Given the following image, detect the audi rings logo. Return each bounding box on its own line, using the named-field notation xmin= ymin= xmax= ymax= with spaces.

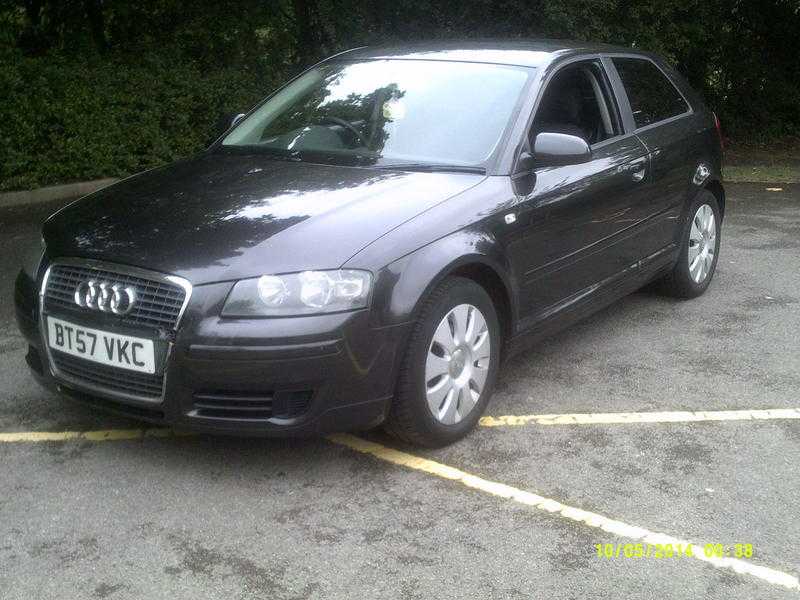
xmin=74 ymin=280 xmax=137 ymax=315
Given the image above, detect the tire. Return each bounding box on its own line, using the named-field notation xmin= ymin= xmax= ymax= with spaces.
xmin=659 ymin=190 xmax=721 ymax=299
xmin=385 ymin=277 xmax=501 ymax=447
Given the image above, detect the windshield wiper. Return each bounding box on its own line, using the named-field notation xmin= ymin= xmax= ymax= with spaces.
xmin=373 ymin=163 xmax=485 ymax=174
xmin=216 ymin=145 xmax=302 ymax=162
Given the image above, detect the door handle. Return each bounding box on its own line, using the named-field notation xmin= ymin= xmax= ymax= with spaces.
xmin=618 ymin=158 xmax=647 ymax=182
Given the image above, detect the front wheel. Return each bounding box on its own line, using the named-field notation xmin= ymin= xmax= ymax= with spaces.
xmin=659 ymin=190 xmax=721 ymax=299
xmin=385 ymin=277 xmax=501 ymax=447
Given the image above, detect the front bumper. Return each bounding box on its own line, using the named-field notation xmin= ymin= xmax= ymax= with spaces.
xmin=15 ymin=269 xmax=410 ymax=436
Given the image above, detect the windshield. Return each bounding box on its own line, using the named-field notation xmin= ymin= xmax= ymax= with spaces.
xmin=220 ymin=59 xmax=531 ymax=169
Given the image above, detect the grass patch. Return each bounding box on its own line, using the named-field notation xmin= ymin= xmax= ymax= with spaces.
xmin=724 ymin=165 xmax=799 ymax=184
xmin=724 ymin=137 xmax=800 ymax=183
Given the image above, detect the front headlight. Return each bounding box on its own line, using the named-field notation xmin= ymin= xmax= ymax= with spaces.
xmin=222 ymin=270 xmax=372 ymax=317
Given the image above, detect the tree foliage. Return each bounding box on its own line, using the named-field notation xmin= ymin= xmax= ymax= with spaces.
xmin=1 ymin=0 xmax=798 ymax=190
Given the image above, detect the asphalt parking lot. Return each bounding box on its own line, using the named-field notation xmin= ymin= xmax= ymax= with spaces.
xmin=1 ymin=183 xmax=799 ymax=599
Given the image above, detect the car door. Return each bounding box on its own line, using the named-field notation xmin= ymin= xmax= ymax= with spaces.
xmin=608 ymin=56 xmax=694 ymax=258
xmin=506 ymin=59 xmax=652 ymax=329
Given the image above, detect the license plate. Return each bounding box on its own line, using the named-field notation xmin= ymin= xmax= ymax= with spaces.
xmin=47 ymin=317 xmax=156 ymax=374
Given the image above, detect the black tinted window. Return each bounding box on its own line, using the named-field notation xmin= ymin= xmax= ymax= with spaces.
xmin=613 ymin=58 xmax=689 ymax=128
xmin=533 ymin=63 xmax=620 ymax=145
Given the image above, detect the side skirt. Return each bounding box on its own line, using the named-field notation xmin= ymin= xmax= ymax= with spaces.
xmin=505 ymin=244 xmax=679 ymax=359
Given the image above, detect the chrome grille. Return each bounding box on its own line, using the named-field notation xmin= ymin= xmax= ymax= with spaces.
xmin=40 ymin=259 xmax=191 ymax=403
xmin=44 ymin=263 xmax=187 ymax=330
xmin=52 ymin=351 xmax=164 ymax=399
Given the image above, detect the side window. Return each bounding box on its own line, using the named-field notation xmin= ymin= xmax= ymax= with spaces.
xmin=532 ymin=62 xmax=621 ymax=146
xmin=612 ymin=58 xmax=689 ymax=128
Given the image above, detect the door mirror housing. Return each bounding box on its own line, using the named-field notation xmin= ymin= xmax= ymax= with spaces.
xmin=533 ymin=132 xmax=591 ymax=166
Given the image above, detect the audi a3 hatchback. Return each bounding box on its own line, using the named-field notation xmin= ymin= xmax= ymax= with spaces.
xmin=15 ymin=41 xmax=724 ymax=446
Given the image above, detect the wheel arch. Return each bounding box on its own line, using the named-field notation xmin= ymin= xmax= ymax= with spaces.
xmin=689 ymin=161 xmax=725 ymax=221
xmin=412 ymin=253 xmax=516 ymax=346
xmin=704 ymin=178 xmax=726 ymax=220
xmin=374 ymin=232 xmax=518 ymax=346
xmin=445 ymin=261 xmax=514 ymax=344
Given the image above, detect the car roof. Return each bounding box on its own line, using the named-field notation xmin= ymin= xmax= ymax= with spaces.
xmin=334 ymin=39 xmax=643 ymax=69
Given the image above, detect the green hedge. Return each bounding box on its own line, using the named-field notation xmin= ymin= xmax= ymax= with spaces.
xmin=0 ymin=52 xmax=271 ymax=191
xmin=2 ymin=0 xmax=799 ymax=191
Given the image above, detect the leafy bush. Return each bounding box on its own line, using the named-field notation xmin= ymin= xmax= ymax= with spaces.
xmin=0 ymin=52 xmax=272 ymax=190
xmin=1 ymin=0 xmax=799 ymax=190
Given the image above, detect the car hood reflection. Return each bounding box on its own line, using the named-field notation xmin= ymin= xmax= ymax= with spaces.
xmin=43 ymin=153 xmax=484 ymax=284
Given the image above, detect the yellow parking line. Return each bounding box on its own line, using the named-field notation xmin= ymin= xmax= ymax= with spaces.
xmin=4 ymin=426 xmax=799 ymax=590
xmin=328 ymin=433 xmax=800 ymax=592
xmin=0 ymin=428 xmax=192 ymax=443
xmin=479 ymin=408 xmax=800 ymax=427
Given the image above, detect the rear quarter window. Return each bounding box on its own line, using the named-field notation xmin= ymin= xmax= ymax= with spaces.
xmin=612 ymin=58 xmax=690 ymax=128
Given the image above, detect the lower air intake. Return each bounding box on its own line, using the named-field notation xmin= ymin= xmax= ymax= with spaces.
xmin=191 ymin=390 xmax=313 ymax=421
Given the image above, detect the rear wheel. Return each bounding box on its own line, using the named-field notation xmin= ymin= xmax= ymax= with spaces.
xmin=386 ymin=277 xmax=501 ymax=447
xmin=659 ymin=190 xmax=721 ymax=298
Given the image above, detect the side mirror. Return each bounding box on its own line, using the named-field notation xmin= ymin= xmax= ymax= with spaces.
xmin=533 ymin=132 xmax=591 ymax=166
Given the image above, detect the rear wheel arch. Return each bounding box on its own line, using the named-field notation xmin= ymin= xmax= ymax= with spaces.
xmin=659 ymin=188 xmax=721 ymax=298
xmin=687 ymin=159 xmax=724 ymax=222
xmin=704 ymin=179 xmax=726 ymax=220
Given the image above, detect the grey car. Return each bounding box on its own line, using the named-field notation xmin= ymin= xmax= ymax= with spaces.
xmin=15 ymin=40 xmax=724 ymax=446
